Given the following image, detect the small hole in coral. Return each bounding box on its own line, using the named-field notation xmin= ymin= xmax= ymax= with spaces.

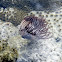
xmin=42 ymin=15 xmax=44 ymax=17
xmin=55 ymin=12 xmax=58 ymax=14
xmin=48 ymin=20 xmax=50 ymax=21
xmin=58 ymin=25 xmax=60 ymax=27
xmin=46 ymin=15 xmax=48 ymax=17
xmin=50 ymin=14 xmax=53 ymax=17
xmin=54 ymin=19 xmax=56 ymax=21
xmin=61 ymin=21 xmax=62 ymax=23
xmin=60 ymin=14 xmax=62 ymax=17
xmin=54 ymin=15 xmax=58 ymax=17
xmin=30 ymin=13 xmax=33 ymax=15
xmin=10 ymin=31 xmax=12 ymax=32
xmin=36 ymin=12 xmax=39 ymax=14
xmin=40 ymin=12 xmax=42 ymax=14
xmin=50 ymin=26 xmax=53 ymax=28
xmin=39 ymin=14 xmax=41 ymax=17
xmin=59 ymin=18 xmax=61 ymax=20
xmin=58 ymin=29 xmax=61 ymax=32
xmin=54 ymin=22 xmax=56 ymax=25
xmin=47 ymin=12 xmax=49 ymax=14
xmin=56 ymin=20 xmax=59 ymax=22
xmin=55 ymin=37 xmax=61 ymax=42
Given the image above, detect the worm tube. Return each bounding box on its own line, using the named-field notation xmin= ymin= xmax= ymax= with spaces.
xmin=19 ymin=16 xmax=52 ymax=40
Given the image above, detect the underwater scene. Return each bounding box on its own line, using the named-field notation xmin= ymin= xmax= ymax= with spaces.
xmin=0 ymin=0 xmax=62 ymax=62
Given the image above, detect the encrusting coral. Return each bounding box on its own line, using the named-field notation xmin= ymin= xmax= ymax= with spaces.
xmin=8 ymin=35 xmax=29 ymax=50
xmin=25 ymin=7 xmax=62 ymax=39
xmin=0 ymin=20 xmax=19 ymax=41
xmin=0 ymin=18 xmax=30 ymax=62
xmin=17 ymin=7 xmax=62 ymax=62
xmin=0 ymin=6 xmax=62 ymax=62
xmin=7 ymin=35 xmax=30 ymax=61
xmin=0 ymin=40 xmax=18 ymax=62
xmin=0 ymin=8 xmax=28 ymax=26
xmin=0 ymin=34 xmax=29 ymax=62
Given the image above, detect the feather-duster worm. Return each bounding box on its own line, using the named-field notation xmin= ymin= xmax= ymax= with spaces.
xmin=19 ymin=16 xmax=52 ymax=39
